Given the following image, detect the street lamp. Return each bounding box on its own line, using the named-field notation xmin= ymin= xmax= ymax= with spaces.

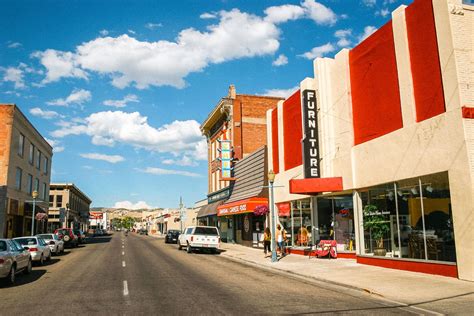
xmin=179 ymin=197 xmax=184 ymax=233
xmin=268 ymin=170 xmax=278 ymax=263
xmin=31 ymin=190 xmax=38 ymax=236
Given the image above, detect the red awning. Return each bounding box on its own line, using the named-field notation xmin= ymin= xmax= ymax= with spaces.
xmin=217 ymin=197 xmax=268 ymax=217
xmin=289 ymin=177 xmax=343 ymax=194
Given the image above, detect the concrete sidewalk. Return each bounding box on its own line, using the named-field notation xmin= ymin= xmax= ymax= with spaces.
xmin=219 ymin=242 xmax=474 ymax=312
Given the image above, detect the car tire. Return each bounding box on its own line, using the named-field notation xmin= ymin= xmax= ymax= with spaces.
xmin=39 ymin=255 xmax=44 ymax=266
xmin=177 ymin=241 xmax=182 ymax=250
xmin=47 ymin=252 xmax=52 ymax=261
xmin=7 ymin=264 xmax=16 ymax=285
xmin=186 ymin=243 xmax=192 ymax=254
xmin=63 ymin=235 xmax=70 ymax=242
xmin=24 ymin=259 xmax=32 ymax=275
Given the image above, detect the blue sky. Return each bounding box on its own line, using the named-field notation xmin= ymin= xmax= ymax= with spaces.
xmin=0 ymin=0 xmax=410 ymax=209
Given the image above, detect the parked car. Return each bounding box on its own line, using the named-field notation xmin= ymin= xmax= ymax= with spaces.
xmin=165 ymin=230 xmax=180 ymax=244
xmin=13 ymin=236 xmax=51 ymax=265
xmin=73 ymin=230 xmax=86 ymax=244
xmin=138 ymin=228 xmax=148 ymax=235
xmin=94 ymin=229 xmax=104 ymax=236
xmin=36 ymin=234 xmax=64 ymax=255
xmin=0 ymin=239 xmax=32 ymax=285
xmin=54 ymin=228 xmax=79 ymax=248
xmin=178 ymin=226 xmax=220 ymax=254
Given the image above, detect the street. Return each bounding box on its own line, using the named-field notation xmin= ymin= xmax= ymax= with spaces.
xmin=0 ymin=233 xmax=444 ymax=315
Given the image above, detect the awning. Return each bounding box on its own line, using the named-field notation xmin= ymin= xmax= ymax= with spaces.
xmin=197 ymin=201 xmax=223 ymax=218
xmin=217 ymin=197 xmax=268 ymax=217
xmin=289 ymin=177 xmax=343 ymax=194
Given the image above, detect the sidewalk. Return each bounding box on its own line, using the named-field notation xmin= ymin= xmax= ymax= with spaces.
xmin=219 ymin=242 xmax=474 ymax=310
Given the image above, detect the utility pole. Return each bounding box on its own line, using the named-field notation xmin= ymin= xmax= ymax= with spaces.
xmin=179 ymin=196 xmax=184 ymax=233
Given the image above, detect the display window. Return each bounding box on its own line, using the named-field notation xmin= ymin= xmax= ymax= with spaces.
xmin=278 ymin=198 xmax=312 ymax=247
xmin=359 ymin=172 xmax=456 ymax=262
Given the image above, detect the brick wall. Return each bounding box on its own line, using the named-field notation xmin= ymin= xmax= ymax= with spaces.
xmin=0 ymin=105 xmax=14 ymax=185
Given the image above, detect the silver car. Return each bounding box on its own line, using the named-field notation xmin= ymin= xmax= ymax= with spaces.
xmin=13 ymin=236 xmax=51 ymax=265
xmin=36 ymin=234 xmax=64 ymax=255
xmin=0 ymin=239 xmax=32 ymax=285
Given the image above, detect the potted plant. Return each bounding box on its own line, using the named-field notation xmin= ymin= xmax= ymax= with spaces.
xmin=363 ymin=204 xmax=390 ymax=256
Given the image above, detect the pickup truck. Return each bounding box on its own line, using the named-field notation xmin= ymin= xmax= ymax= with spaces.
xmin=178 ymin=226 xmax=220 ymax=254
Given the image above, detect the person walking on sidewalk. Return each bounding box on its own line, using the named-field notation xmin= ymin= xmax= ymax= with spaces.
xmin=276 ymin=224 xmax=283 ymax=256
xmin=263 ymin=227 xmax=271 ymax=257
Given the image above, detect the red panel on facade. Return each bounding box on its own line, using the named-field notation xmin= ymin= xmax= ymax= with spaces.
xmin=289 ymin=177 xmax=343 ymax=194
xmin=462 ymin=106 xmax=474 ymax=119
xmin=357 ymin=256 xmax=458 ymax=278
xmin=406 ymin=0 xmax=446 ymax=122
xmin=349 ymin=22 xmax=403 ymax=145
xmin=283 ymin=90 xmax=302 ymax=170
xmin=271 ymin=109 xmax=279 ymax=174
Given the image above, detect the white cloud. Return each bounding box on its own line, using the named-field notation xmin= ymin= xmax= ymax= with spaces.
xmin=31 ymin=49 xmax=88 ymax=84
xmin=44 ymin=138 xmax=65 ymax=153
xmin=113 ymin=200 xmax=152 ymax=210
xmin=34 ymin=9 xmax=280 ymax=89
xmin=262 ymin=86 xmax=298 ymax=98
xmin=162 ymin=155 xmax=198 ymax=167
xmin=29 ymin=107 xmax=61 ymax=119
xmin=47 ymin=88 xmax=91 ymax=106
xmin=272 ymin=54 xmax=288 ymax=66
xmin=8 ymin=42 xmax=22 ymax=49
xmin=376 ymin=8 xmax=390 ymax=17
xmin=358 ymin=25 xmax=377 ymax=42
xmin=301 ymin=0 xmax=337 ymax=26
xmin=362 ymin=0 xmax=377 ymax=7
xmin=103 ymin=94 xmax=139 ymax=108
xmin=2 ymin=66 xmax=26 ymax=89
xmin=335 ymin=29 xmax=352 ymax=47
xmin=200 ymin=12 xmax=217 ymax=19
xmin=99 ymin=29 xmax=109 ymax=36
xmin=140 ymin=167 xmax=201 ymax=177
xmin=128 ymin=29 xmax=136 ymax=35
xmin=80 ymin=152 xmax=125 ymax=163
xmin=145 ymin=22 xmax=162 ymax=30
xmin=51 ymin=111 xmax=207 ymax=160
xmin=264 ymin=4 xmax=305 ymax=24
xmin=300 ymin=42 xmax=335 ymax=59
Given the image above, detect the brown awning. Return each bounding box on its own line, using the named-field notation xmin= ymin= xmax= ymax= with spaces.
xmin=197 ymin=201 xmax=223 ymax=218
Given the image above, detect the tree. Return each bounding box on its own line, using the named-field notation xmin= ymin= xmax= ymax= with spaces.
xmin=121 ymin=216 xmax=135 ymax=230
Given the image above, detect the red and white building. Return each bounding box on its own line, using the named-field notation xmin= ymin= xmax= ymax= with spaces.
xmin=267 ymin=0 xmax=473 ymax=281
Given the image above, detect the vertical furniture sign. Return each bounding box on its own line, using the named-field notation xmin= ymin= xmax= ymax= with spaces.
xmin=301 ymin=90 xmax=320 ymax=178
xmin=220 ymin=140 xmax=232 ymax=178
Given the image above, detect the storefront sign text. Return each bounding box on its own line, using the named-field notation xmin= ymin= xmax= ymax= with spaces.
xmin=301 ymin=89 xmax=320 ymax=178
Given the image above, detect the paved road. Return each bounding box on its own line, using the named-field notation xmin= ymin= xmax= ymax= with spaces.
xmin=1 ymin=233 xmax=440 ymax=315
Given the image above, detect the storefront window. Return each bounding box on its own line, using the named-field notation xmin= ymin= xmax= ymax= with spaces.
xmin=360 ymin=172 xmax=455 ymax=263
xmin=291 ymin=199 xmax=312 ymax=247
xmin=316 ymin=195 xmax=356 ymax=252
xmin=361 ymin=184 xmax=397 ymax=257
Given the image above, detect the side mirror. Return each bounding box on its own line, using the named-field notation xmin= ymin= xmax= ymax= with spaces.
xmin=23 ymin=246 xmax=29 ymax=251
xmin=49 ymin=241 xmax=55 ymax=245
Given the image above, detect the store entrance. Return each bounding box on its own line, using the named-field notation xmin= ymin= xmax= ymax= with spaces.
xmin=316 ymin=195 xmax=356 ymax=252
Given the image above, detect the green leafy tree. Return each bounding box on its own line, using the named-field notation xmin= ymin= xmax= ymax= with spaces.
xmin=121 ymin=216 xmax=135 ymax=230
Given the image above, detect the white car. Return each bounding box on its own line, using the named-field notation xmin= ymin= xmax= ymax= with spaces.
xmin=0 ymin=239 xmax=32 ymax=285
xmin=36 ymin=234 xmax=64 ymax=255
xmin=13 ymin=236 xmax=51 ymax=265
xmin=178 ymin=226 xmax=220 ymax=254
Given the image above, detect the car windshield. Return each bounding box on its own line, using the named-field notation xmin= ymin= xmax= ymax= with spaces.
xmin=15 ymin=238 xmax=38 ymax=245
xmin=0 ymin=240 xmax=6 ymax=251
xmin=38 ymin=234 xmax=53 ymax=240
xmin=194 ymin=227 xmax=218 ymax=235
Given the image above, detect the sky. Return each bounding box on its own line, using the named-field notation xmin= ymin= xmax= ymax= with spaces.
xmin=0 ymin=0 xmax=411 ymax=209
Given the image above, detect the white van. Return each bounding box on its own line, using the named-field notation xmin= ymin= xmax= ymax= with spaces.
xmin=177 ymin=226 xmax=220 ymax=254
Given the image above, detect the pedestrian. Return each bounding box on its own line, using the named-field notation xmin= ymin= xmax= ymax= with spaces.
xmin=263 ymin=227 xmax=271 ymax=257
xmin=276 ymin=224 xmax=283 ymax=256
xmin=281 ymin=227 xmax=288 ymax=257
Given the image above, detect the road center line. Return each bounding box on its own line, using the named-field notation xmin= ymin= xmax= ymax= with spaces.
xmin=122 ymin=261 xmax=126 ymax=267
xmin=122 ymin=245 xmax=124 ymax=248
xmin=122 ymin=251 xmax=125 ymax=255
xmin=123 ymin=280 xmax=129 ymax=296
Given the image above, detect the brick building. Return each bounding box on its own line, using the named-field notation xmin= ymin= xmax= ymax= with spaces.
xmin=197 ymin=85 xmax=282 ymax=242
xmin=0 ymin=104 xmax=52 ymax=238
